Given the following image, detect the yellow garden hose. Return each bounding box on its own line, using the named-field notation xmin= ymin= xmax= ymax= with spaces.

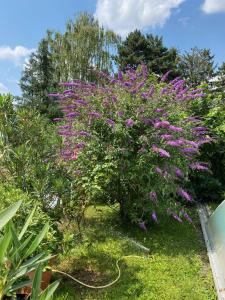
xmin=50 ymin=255 xmax=147 ymax=289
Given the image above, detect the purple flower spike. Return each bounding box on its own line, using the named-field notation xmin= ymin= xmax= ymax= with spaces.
xmin=151 ymin=211 xmax=158 ymax=223
xmin=106 ymin=118 xmax=115 ymax=126
xmin=78 ymin=131 xmax=91 ymax=137
xmin=175 ymin=167 xmax=184 ymax=178
xmin=155 ymin=108 xmax=164 ymax=113
xmin=66 ymin=112 xmax=80 ymax=118
xmin=88 ymin=112 xmax=102 ymax=119
xmin=166 ymin=140 xmax=184 ymax=147
xmin=112 ymin=96 xmax=117 ymax=104
xmin=155 ymin=167 xmax=163 ymax=175
xmin=183 ymin=211 xmax=193 ymax=223
xmin=152 ymin=145 xmax=170 ymax=158
xmin=161 ymin=70 xmax=171 ymax=82
xmin=126 ymin=118 xmax=135 ymax=127
xmin=141 ymin=92 xmax=149 ymax=99
xmin=124 ymin=81 xmax=132 ymax=87
xmin=154 ymin=121 xmax=170 ymax=129
xmin=182 ymin=148 xmax=198 ymax=154
xmin=178 ymin=188 xmax=192 ymax=202
xmin=189 ymin=163 xmax=209 ymax=171
xmin=172 ymin=213 xmax=183 ymax=223
xmin=149 ymin=85 xmax=155 ymax=97
xmin=139 ymin=221 xmax=147 ymax=231
xmin=149 ymin=191 xmax=157 ymax=203
xmin=160 ymin=134 xmax=173 ymax=140
xmin=118 ymin=70 xmax=123 ymax=81
xmin=169 ymin=125 xmax=183 ymax=132
xmin=117 ymin=111 xmax=124 ymax=117
xmin=76 ymin=142 xmax=86 ymax=149
xmin=48 ymin=93 xmax=61 ymax=97
xmin=53 ymin=118 xmax=63 ymax=122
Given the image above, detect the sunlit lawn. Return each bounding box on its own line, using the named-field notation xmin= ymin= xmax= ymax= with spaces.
xmin=54 ymin=205 xmax=216 ymax=300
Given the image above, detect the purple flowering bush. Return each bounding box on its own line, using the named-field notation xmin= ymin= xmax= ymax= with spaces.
xmin=52 ymin=65 xmax=211 ymax=228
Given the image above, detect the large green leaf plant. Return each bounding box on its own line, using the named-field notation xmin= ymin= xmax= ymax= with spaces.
xmin=0 ymin=201 xmax=59 ymax=299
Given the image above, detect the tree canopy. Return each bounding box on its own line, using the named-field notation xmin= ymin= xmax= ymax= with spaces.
xmin=115 ymin=30 xmax=180 ymax=78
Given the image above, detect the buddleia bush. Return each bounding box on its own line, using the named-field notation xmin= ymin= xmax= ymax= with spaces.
xmin=51 ymin=66 xmax=212 ymax=229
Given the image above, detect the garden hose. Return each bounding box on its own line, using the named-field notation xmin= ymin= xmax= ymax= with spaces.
xmin=50 ymin=255 xmax=147 ymax=289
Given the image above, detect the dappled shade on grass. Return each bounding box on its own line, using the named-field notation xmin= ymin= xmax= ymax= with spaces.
xmin=54 ymin=205 xmax=216 ymax=300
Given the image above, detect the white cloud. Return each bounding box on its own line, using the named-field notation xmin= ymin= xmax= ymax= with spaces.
xmin=178 ymin=16 xmax=190 ymax=26
xmin=202 ymin=0 xmax=225 ymax=14
xmin=95 ymin=0 xmax=185 ymax=37
xmin=0 ymin=46 xmax=35 ymax=65
xmin=0 ymin=82 xmax=9 ymax=94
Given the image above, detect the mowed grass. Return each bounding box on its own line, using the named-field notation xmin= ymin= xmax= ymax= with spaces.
xmin=54 ymin=205 xmax=216 ymax=300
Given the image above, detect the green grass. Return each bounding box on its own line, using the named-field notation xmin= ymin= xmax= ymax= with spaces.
xmin=54 ymin=205 xmax=216 ymax=300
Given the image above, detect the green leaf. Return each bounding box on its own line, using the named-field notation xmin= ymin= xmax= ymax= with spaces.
xmin=0 ymin=201 xmax=22 ymax=231
xmin=18 ymin=206 xmax=36 ymax=240
xmin=39 ymin=280 xmax=60 ymax=300
xmin=24 ymin=223 xmax=49 ymax=258
xmin=9 ymin=279 xmax=32 ymax=293
xmin=0 ymin=223 xmax=12 ymax=265
xmin=11 ymin=234 xmax=33 ymax=259
xmin=10 ymin=253 xmax=51 ymax=281
xmin=30 ymin=264 xmax=43 ymax=300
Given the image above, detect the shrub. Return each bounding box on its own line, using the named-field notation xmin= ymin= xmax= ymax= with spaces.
xmin=0 ymin=184 xmax=57 ymax=251
xmin=189 ymin=91 xmax=225 ymax=202
xmin=53 ymin=66 xmax=211 ymax=228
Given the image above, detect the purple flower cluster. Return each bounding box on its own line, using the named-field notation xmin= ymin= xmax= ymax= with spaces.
xmin=189 ymin=162 xmax=209 ymax=171
xmin=166 ymin=140 xmax=184 ymax=147
xmin=154 ymin=120 xmax=170 ymax=129
xmin=178 ymin=188 xmax=192 ymax=202
xmin=169 ymin=125 xmax=183 ymax=132
xmin=149 ymin=191 xmax=157 ymax=203
xmin=126 ymin=118 xmax=135 ymax=127
xmin=152 ymin=145 xmax=170 ymax=158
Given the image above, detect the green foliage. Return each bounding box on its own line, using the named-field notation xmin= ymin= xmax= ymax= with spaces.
xmin=47 ymin=13 xmax=120 ymax=83
xmin=188 ymin=88 xmax=225 ymax=202
xmin=179 ymin=47 xmax=215 ymax=85
xmin=0 ymin=184 xmax=57 ymax=251
xmin=0 ymin=202 xmax=59 ymax=299
xmin=116 ymin=30 xmax=180 ymax=78
xmin=20 ymin=38 xmax=59 ymax=117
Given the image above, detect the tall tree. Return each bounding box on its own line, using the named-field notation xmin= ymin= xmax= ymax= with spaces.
xmin=20 ymin=13 xmax=120 ymax=117
xmin=217 ymin=62 xmax=225 ymax=90
xmin=179 ymin=47 xmax=215 ymax=85
xmin=115 ymin=30 xmax=180 ymax=78
xmin=47 ymin=13 xmax=120 ymax=83
xmin=115 ymin=30 xmax=147 ymax=70
xmin=20 ymin=38 xmax=57 ymax=116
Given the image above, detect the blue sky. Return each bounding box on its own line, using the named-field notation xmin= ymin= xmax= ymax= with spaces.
xmin=0 ymin=0 xmax=225 ymax=95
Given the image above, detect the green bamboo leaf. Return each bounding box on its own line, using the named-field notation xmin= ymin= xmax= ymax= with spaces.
xmin=0 ymin=223 xmax=12 ymax=265
xmin=30 ymin=264 xmax=42 ymax=300
xmin=18 ymin=206 xmax=36 ymax=240
xmin=39 ymin=280 xmax=60 ymax=300
xmin=24 ymin=223 xmax=49 ymax=258
xmin=0 ymin=201 xmax=22 ymax=230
